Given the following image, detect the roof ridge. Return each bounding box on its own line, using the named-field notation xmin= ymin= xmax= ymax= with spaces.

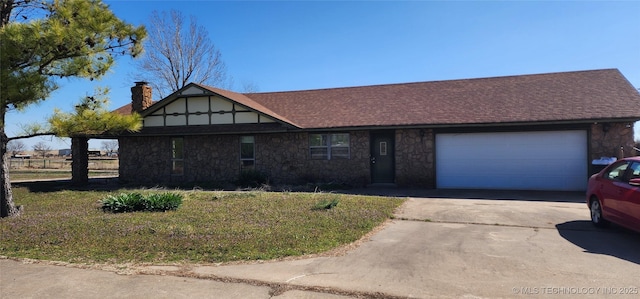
xmin=246 ymin=68 xmax=620 ymax=95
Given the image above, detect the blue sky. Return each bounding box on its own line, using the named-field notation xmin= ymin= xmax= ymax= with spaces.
xmin=6 ymin=0 xmax=640 ymax=150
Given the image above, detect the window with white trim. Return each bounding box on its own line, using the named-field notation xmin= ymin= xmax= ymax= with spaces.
xmin=309 ymin=133 xmax=350 ymax=160
xmin=240 ymin=136 xmax=255 ymax=168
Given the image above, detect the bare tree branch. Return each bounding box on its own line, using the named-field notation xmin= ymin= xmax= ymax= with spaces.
xmin=135 ymin=9 xmax=228 ymax=98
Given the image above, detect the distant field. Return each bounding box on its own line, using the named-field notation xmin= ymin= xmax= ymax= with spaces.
xmin=9 ymin=157 xmax=118 ymax=170
xmin=8 ymin=158 xmax=119 ymax=181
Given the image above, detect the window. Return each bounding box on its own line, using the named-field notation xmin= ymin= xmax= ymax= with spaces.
xmin=171 ymin=137 xmax=184 ymax=175
xmin=629 ymin=162 xmax=640 ymax=180
xmin=240 ymin=136 xmax=255 ymax=168
xmin=379 ymin=141 xmax=388 ymax=156
xmin=309 ymin=134 xmax=328 ymax=159
xmin=309 ymin=133 xmax=350 ymax=160
xmin=605 ymin=162 xmax=628 ymax=181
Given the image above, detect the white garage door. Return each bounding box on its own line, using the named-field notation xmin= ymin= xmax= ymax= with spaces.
xmin=436 ymin=131 xmax=587 ymax=191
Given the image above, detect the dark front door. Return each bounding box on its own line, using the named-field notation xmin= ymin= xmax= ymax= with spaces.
xmin=370 ymin=131 xmax=395 ymax=184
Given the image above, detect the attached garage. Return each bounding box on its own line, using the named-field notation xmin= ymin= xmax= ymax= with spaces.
xmin=436 ymin=130 xmax=588 ymax=191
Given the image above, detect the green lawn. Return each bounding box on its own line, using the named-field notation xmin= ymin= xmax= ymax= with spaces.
xmin=0 ymin=186 xmax=404 ymax=264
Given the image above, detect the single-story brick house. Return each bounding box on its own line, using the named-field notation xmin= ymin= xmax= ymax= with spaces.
xmin=113 ymin=69 xmax=640 ymax=191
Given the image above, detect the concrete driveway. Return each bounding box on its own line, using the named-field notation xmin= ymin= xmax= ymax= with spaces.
xmin=2 ymin=190 xmax=640 ymax=298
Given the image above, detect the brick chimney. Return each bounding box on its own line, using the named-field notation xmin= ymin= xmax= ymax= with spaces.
xmin=131 ymin=81 xmax=152 ymax=113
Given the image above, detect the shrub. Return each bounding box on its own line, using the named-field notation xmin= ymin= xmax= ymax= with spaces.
xmin=101 ymin=193 xmax=145 ymax=213
xmin=144 ymin=193 xmax=183 ymax=211
xmin=101 ymin=192 xmax=183 ymax=213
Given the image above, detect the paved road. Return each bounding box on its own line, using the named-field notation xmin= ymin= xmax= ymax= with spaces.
xmin=2 ymin=190 xmax=640 ymax=298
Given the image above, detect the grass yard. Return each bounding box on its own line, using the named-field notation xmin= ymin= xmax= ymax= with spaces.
xmin=0 ymin=186 xmax=404 ymax=264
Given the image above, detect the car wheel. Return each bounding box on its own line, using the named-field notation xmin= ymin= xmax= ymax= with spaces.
xmin=589 ymin=197 xmax=608 ymax=228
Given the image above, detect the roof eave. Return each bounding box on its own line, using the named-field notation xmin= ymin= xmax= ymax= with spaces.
xmin=298 ymin=118 xmax=640 ymax=132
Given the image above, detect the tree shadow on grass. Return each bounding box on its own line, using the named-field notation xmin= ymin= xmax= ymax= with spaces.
xmin=556 ymin=221 xmax=640 ymax=265
xmin=11 ymin=178 xmax=123 ymax=193
xmin=11 ymin=178 xmax=233 ymax=193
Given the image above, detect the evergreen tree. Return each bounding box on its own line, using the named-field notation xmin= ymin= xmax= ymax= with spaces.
xmin=48 ymin=88 xmax=142 ymax=186
xmin=1 ymin=0 xmax=146 ymax=217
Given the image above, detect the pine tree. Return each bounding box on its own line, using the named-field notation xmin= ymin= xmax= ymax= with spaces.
xmin=1 ymin=0 xmax=146 ymax=217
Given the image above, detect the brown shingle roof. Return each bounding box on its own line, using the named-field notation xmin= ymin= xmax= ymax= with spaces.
xmin=115 ymin=69 xmax=640 ymax=130
xmin=114 ymin=101 xmax=159 ymax=115
xmin=247 ymin=69 xmax=640 ymax=129
xmin=114 ymin=103 xmax=133 ymax=115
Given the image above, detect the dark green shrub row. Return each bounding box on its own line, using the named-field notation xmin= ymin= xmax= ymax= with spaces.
xmin=101 ymin=192 xmax=183 ymax=213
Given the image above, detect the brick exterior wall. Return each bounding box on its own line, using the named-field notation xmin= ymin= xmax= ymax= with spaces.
xmin=395 ymin=129 xmax=435 ymax=188
xmin=590 ymin=122 xmax=635 ymax=160
xmin=120 ymin=135 xmax=242 ymax=185
xmin=119 ymin=136 xmax=173 ymax=184
xmin=119 ymin=131 xmax=376 ymax=187
xmin=255 ymin=131 xmax=370 ymax=186
xmin=118 ymin=123 xmax=634 ymax=188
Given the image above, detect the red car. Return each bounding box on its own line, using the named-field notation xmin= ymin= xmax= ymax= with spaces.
xmin=586 ymin=156 xmax=640 ymax=233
